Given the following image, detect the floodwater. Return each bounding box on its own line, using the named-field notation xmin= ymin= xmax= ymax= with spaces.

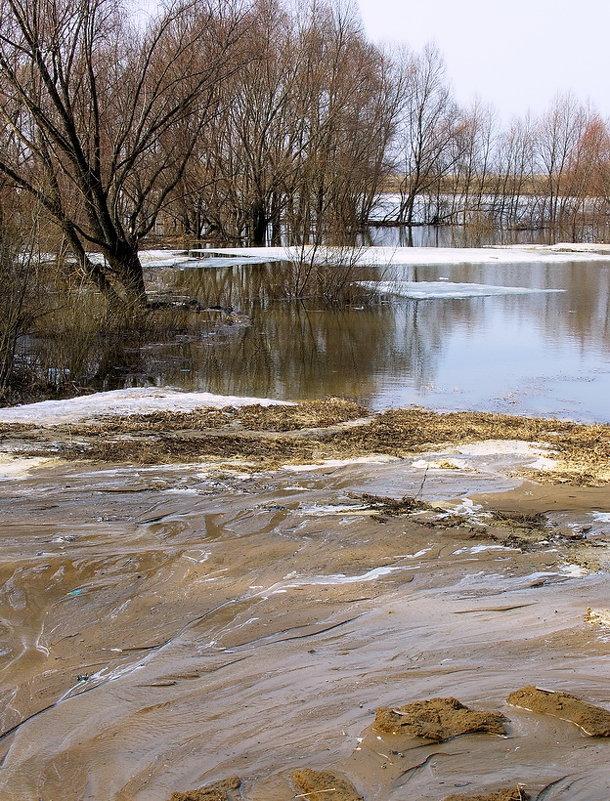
xmin=1 ymin=448 xmax=610 ymax=800
xmin=66 ymin=254 xmax=610 ymax=423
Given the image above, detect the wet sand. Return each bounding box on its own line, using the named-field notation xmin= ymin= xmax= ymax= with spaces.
xmin=1 ymin=404 xmax=610 ymax=800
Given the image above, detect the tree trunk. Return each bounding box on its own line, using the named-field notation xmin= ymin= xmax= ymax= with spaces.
xmin=104 ymin=243 xmax=148 ymax=309
xmin=251 ymin=202 xmax=268 ymax=246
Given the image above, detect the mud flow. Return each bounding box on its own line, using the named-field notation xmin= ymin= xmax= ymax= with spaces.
xmin=1 ymin=410 xmax=610 ymax=800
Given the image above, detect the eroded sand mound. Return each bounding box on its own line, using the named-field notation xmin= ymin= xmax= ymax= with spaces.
xmin=168 ymin=776 xmax=241 ymax=801
xmin=506 ymin=686 xmax=610 ymax=736
xmin=292 ymin=768 xmax=364 ymax=801
xmin=442 ymin=787 xmax=529 ymax=801
xmin=373 ymin=697 xmax=508 ymax=741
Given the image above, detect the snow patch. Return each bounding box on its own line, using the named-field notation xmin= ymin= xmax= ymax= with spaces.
xmin=283 ymin=455 xmax=399 ymax=472
xmin=275 ymin=565 xmax=404 ymax=588
xmin=0 ymin=455 xmax=56 ymax=479
xmin=454 ymin=440 xmax=550 ymax=458
xmin=199 ymin=244 xmax=610 ymax=266
xmin=0 ymin=387 xmax=291 ymax=425
xmin=560 ymin=564 xmax=590 ymax=577
xmin=453 ymin=544 xmax=518 ymax=554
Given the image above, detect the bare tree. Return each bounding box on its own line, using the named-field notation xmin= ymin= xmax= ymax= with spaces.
xmin=0 ymin=0 xmax=245 ymax=309
xmin=396 ymin=44 xmax=459 ymax=234
xmin=493 ymin=115 xmax=536 ymax=227
xmin=537 ymin=93 xmax=589 ymax=231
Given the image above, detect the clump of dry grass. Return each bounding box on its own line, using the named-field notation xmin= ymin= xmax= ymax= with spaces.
xmin=4 ymin=403 xmax=610 ymax=485
xmin=59 ymin=431 xmax=320 ymax=467
xmin=327 ymin=409 xmax=610 ymax=485
xmin=57 ymin=398 xmax=368 ymax=437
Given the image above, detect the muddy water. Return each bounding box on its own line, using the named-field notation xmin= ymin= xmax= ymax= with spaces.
xmin=1 ymin=453 xmax=610 ymax=800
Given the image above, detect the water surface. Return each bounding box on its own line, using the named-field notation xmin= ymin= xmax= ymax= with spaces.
xmin=150 ymin=258 xmax=610 ymax=421
xmin=26 ymin=255 xmax=610 ymax=422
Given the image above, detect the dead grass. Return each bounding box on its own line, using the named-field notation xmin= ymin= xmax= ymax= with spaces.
xmin=3 ymin=402 xmax=610 ymax=485
xmin=56 ymin=398 xmax=368 ymax=436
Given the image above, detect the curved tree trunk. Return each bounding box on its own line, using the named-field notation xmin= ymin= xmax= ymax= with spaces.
xmin=104 ymin=243 xmax=148 ymax=309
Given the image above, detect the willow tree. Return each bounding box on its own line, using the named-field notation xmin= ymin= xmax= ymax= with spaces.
xmin=0 ymin=0 xmax=245 ymax=309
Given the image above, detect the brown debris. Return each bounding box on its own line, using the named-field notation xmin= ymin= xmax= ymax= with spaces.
xmin=506 ymin=686 xmax=610 ymax=736
xmin=292 ymin=768 xmax=364 ymax=801
xmin=52 ymin=398 xmax=368 ymax=436
xmin=349 ymin=492 xmax=432 ymax=516
xmin=488 ymin=510 xmax=546 ymax=530
xmin=373 ymin=697 xmax=507 ymax=742
xmin=168 ymin=776 xmax=241 ymax=801
xmin=442 ymin=787 xmax=529 ymax=801
xmin=585 ymin=607 xmax=610 ymax=627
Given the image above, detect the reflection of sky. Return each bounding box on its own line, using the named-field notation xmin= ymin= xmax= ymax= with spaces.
xmin=41 ymin=257 xmax=610 ymax=423
xmin=172 ymin=258 xmax=610 ymax=421
xmin=368 ymin=268 xmax=610 ymax=421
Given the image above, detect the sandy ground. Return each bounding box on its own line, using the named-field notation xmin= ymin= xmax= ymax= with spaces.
xmin=0 ymin=399 xmax=610 ymax=800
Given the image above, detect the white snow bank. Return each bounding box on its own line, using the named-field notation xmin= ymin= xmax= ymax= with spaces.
xmin=454 ymin=440 xmax=549 ymax=457
xmin=496 ymin=242 xmax=610 ymax=255
xmin=0 ymin=387 xmax=290 ymax=425
xmin=453 ymin=440 xmax=557 ymax=471
xmin=283 ymin=455 xmax=399 ymax=472
xmin=88 ymin=249 xmax=279 ymax=270
xmin=356 ymin=280 xmax=563 ymax=300
xmin=0 ymin=455 xmax=57 ymax=479
xmin=79 ymin=244 xmax=610 ymax=273
xmin=201 ymin=244 xmax=610 ymax=266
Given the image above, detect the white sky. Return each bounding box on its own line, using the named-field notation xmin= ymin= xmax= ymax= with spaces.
xmin=356 ymin=0 xmax=610 ymax=122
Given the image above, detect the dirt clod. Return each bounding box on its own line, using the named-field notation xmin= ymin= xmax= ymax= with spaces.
xmin=168 ymin=776 xmax=241 ymax=801
xmin=506 ymin=686 xmax=610 ymax=736
xmin=374 ymin=697 xmax=508 ymax=741
xmin=292 ymin=768 xmax=364 ymax=801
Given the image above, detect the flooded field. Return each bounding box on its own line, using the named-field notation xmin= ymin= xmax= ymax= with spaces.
xmin=1 ymin=395 xmax=610 ymax=800
xmin=3 ymin=245 xmax=610 ymax=800
xmin=24 ymin=245 xmax=610 ymax=422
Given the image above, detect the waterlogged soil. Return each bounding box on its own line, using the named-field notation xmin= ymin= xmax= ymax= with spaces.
xmin=1 ymin=404 xmax=610 ymax=800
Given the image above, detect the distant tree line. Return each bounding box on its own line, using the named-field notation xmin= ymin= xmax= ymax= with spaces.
xmin=1 ymin=0 xmax=610 ymax=310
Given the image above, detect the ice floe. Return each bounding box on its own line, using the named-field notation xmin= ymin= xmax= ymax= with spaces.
xmin=356 ymin=280 xmax=564 ymax=300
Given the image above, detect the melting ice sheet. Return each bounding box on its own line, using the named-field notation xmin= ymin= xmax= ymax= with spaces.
xmin=199 ymin=244 xmax=610 ymax=265
xmin=356 ymin=280 xmax=565 ymax=300
xmin=0 ymin=387 xmax=290 ymax=425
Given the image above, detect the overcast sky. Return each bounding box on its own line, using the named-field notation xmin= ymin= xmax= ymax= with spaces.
xmin=356 ymin=0 xmax=610 ymax=121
